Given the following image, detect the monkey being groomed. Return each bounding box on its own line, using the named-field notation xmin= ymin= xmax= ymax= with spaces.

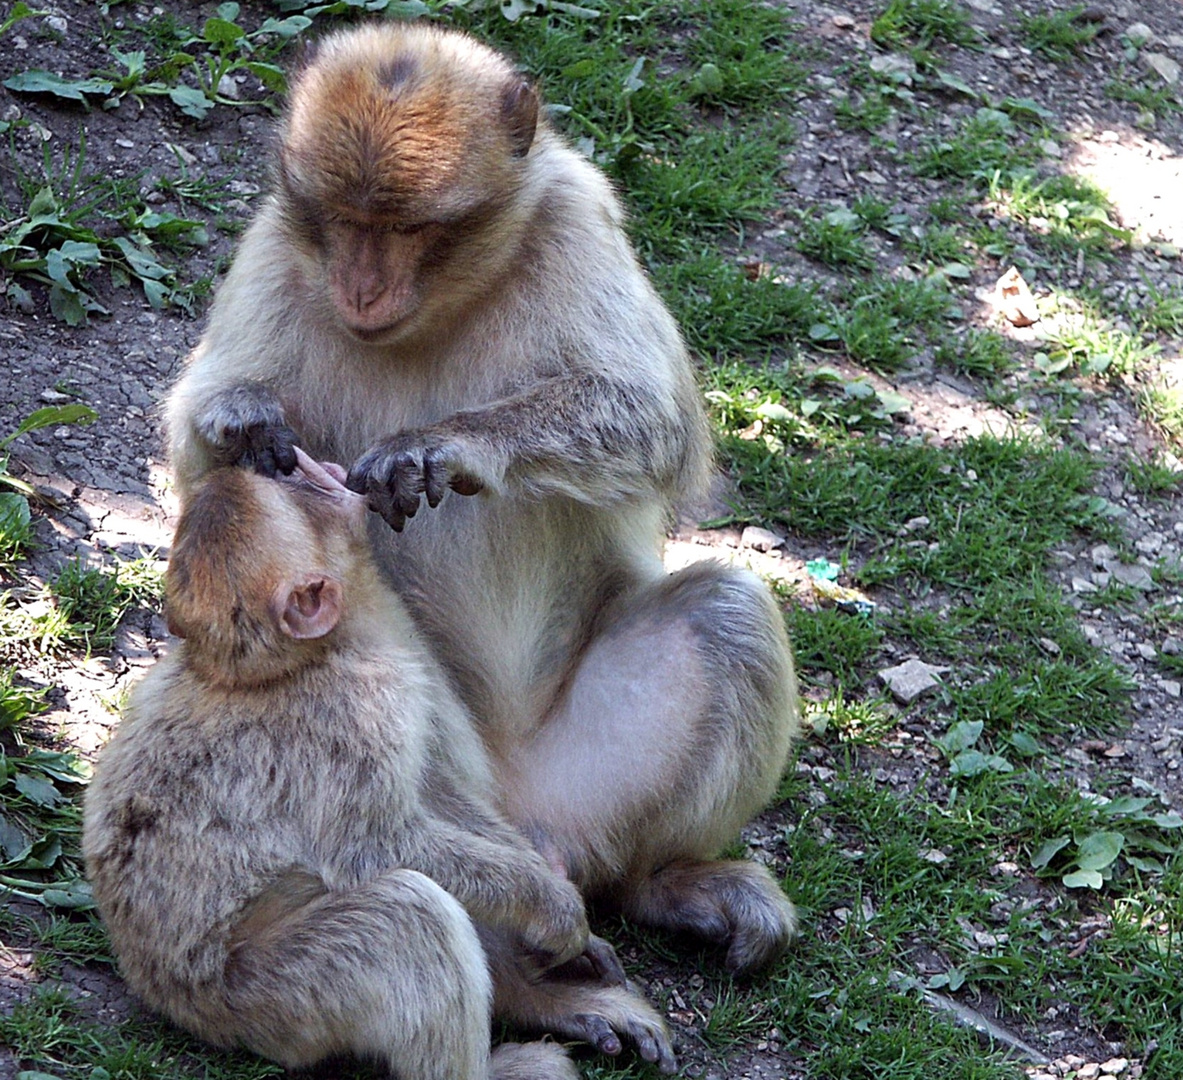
xmin=167 ymin=19 xmax=800 ymax=983
xmin=84 ymin=450 xmax=674 ymax=1079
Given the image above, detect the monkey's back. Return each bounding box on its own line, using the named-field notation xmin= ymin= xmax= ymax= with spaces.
xmin=82 ymin=641 xmax=433 ymax=1034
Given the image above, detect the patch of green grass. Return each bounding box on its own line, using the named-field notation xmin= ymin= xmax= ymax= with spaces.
xmin=870 ymin=0 xmax=977 ymax=50
xmin=1141 ymin=283 xmax=1183 ymax=336
xmin=987 ymin=170 xmax=1130 ymax=256
xmin=934 ymin=328 xmax=1017 ymax=378
xmin=653 ymin=252 xmax=818 ymax=359
xmin=1018 ymin=5 xmax=1101 ymax=62
xmin=680 ymin=0 xmax=806 ymax=109
xmin=787 ymin=605 xmax=884 ymax=686
xmin=51 ymin=553 xmax=163 ymax=652
xmin=0 ymin=986 xmax=285 ymax=1080
xmin=797 ymin=206 xmax=875 ymax=270
xmin=1125 ymin=452 xmax=1182 ymax=497
xmin=835 ymin=86 xmax=894 ymax=132
xmin=912 ymin=109 xmax=1033 ymax=183
xmin=1036 ymin=294 xmax=1158 ymax=379
xmin=1106 ymin=74 xmax=1180 ymax=119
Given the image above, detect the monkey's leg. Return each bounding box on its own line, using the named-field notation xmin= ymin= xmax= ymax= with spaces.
xmin=503 ymin=561 xmax=799 ymax=975
xmin=223 ymin=869 xmax=531 ymax=1079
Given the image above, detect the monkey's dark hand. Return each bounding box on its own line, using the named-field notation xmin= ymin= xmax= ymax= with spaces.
xmin=346 ymin=432 xmax=485 ymax=531
xmin=198 ymin=382 xmax=298 ymax=478
xmin=517 ymin=874 xmax=591 ymax=971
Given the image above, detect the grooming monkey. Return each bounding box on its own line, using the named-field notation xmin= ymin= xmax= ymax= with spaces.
xmin=84 ymin=450 xmax=674 ymax=1077
xmin=167 ymin=21 xmax=800 ymax=977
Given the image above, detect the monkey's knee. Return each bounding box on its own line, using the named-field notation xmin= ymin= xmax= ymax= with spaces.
xmin=227 ymin=871 xmax=492 ymax=1077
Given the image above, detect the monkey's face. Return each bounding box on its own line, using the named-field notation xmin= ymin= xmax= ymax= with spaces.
xmin=276 ymin=22 xmax=539 ymax=344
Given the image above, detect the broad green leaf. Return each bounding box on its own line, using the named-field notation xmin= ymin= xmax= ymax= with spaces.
xmin=169 ymin=85 xmax=215 ymax=119
xmin=1009 ymin=731 xmax=1042 ymax=756
xmin=1152 ymin=811 xmax=1183 ymax=829
xmin=0 ymin=813 xmax=31 ymax=863
xmin=14 ymin=771 xmax=64 ymax=808
xmin=0 ymin=492 xmax=31 ymax=541
xmin=1062 ymin=868 xmax=1103 ymax=889
xmin=949 ymin=749 xmax=1013 ymax=777
xmin=4 ymin=404 xmax=97 ymax=445
xmin=48 ymin=282 xmax=87 ymax=326
xmin=1075 ymin=831 xmax=1123 ymax=871
xmin=204 ymin=16 xmax=245 ymax=45
xmin=1031 ymin=835 xmax=1070 ymax=870
xmin=935 ymin=70 xmax=975 ymax=97
xmin=244 ymin=61 xmax=287 ymax=93
xmin=4 ymin=70 xmax=114 ymax=101
xmin=936 ymin=719 xmax=982 ymax=756
xmin=27 ymin=185 xmax=57 ymax=217
xmin=41 ymin=878 xmax=96 ymax=910
xmin=256 ymin=15 xmax=311 ymax=37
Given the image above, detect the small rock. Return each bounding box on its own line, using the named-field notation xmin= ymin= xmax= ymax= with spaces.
xmin=165 ymin=141 xmax=198 ymax=166
xmin=877 ymin=658 xmax=945 ymax=703
xmin=115 ymin=137 xmax=135 ymax=149
xmin=1165 ymin=681 xmax=1181 ymax=699
xmin=1103 ymin=560 xmax=1157 ymax=591
xmin=217 ymin=73 xmax=240 ymax=99
xmin=1072 ymin=576 xmax=1099 ymax=594
xmin=1125 ymin=22 xmax=1154 ymax=48
xmin=1100 ymin=1059 xmax=1129 ymax=1076
xmin=1143 ymin=53 xmax=1181 ymax=86
xmin=740 ymin=526 xmax=784 ymax=552
xmin=870 ymin=53 xmax=917 ymax=85
xmin=1092 ymin=543 xmax=1116 ymax=565
xmin=1137 ymin=643 xmax=1157 ymax=660
xmin=1039 ymin=638 xmax=1062 ymax=656
xmin=832 ymin=13 xmax=856 ymax=29
xmin=1162 ymin=637 xmax=1182 ymax=655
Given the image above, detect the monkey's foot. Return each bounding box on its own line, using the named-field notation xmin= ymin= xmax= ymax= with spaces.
xmin=625 ymin=858 xmax=798 ymax=975
xmin=495 ymin=973 xmax=676 ymax=1075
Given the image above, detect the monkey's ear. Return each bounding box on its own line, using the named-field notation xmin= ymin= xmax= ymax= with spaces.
xmin=274 ymin=575 xmax=343 ymax=639
xmin=501 ymin=77 xmax=539 ymax=158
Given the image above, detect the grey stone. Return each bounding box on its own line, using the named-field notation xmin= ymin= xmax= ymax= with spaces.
xmin=877 ymin=659 xmax=945 ymax=704
xmin=740 ymin=526 xmax=784 ymax=552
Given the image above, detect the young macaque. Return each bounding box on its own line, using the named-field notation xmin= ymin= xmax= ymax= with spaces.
xmin=83 ymin=450 xmax=672 ymax=1078
xmin=167 ymin=21 xmax=800 ymax=980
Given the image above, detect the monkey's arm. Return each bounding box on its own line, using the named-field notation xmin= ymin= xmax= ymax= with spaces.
xmin=347 ymin=370 xmax=706 ymax=531
xmin=396 ymin=815 xmax=591 ymax=967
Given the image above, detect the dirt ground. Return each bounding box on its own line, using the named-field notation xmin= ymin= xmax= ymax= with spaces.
xmin=2 ymin=1 xmax=1183 ymax=1078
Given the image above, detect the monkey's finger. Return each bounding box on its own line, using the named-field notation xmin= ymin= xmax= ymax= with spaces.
xmin=422 ymin=447 xmax=451 ymax=508
xmin=269 ymin=425 xmax=299 ymax=475
xmin=582 ymin=934 xmax=627 ymax=987
xmin=449 ymin=473 xmax=483 ymax=497
xmin=570 ymin=1013 xmax=622 ymax=1057
xmin=387 ymin=451 xmax=427 ymax=518
xmin=627 ymin=1018 xmax=677 ymax=1075
xmin=365 ymin=487 xmax=408 ymax=532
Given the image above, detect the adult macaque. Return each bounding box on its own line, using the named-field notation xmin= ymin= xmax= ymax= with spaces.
xmin=167 ymin=21 xmax=800 ymax=976
xmin=84 ymin=452 xmax=673 ymax=1078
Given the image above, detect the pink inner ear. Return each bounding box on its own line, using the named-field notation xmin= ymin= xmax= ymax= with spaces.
xmin=279 ymin=575 xmax=343 ymax=639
